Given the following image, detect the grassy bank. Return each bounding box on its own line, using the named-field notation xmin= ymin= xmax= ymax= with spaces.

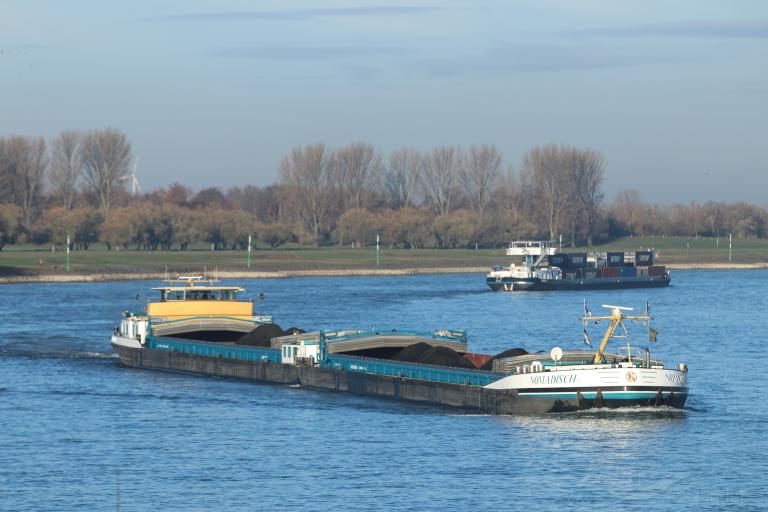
xmin=0 ymin=244 xmax=503 ymax=276
xmin=1 ymin=236 xmax=767 ymax=279
xmin=589 ymin=236 xmax=768 ymax=264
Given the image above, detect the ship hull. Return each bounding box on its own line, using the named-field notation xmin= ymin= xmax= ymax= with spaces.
xmin=487 ymin=275 xmax=671 ymax=291
xmin=111 ymin=336 xmax=686 ymax=415
xmin=485 ymin=365 xmax=688 ymax=410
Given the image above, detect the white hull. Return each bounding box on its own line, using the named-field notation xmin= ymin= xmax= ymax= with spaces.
xmin=111 ymin=334 xmax=143 ymax=350
xmin=485 ymin=364 xmax=688 ymax=404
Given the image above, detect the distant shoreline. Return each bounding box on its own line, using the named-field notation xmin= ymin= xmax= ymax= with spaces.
xmin=1 ymin=263 xmax=766 ymax=284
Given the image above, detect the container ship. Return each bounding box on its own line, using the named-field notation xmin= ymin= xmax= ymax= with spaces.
xmin=486 ymin=241 xmax=671 ymax=291
xmin=111 ymin=278 xmax=688 ymax=414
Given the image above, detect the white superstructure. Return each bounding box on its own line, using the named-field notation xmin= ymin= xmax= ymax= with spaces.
xmin=483 ymin=304 xmax=689 ymax=408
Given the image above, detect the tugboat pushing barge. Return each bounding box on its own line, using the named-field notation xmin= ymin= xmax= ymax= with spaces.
xmin=111 ymin=278 xmax=688 ymax=415
xmin=487 ymin=241 xmax=671 ymax=291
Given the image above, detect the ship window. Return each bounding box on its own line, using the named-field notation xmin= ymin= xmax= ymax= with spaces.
xmin=166 ymin=290 xmax=185 ymax=301
xmin=187 ymin=290 xmax=212 ymax=300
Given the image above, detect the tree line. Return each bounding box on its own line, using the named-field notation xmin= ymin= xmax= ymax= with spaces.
xmin=1 ymin=128 xmax=766 ymax=251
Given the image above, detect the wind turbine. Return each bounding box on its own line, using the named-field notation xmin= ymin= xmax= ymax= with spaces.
xmin=121 ymin=157 xmax=142 ymax=196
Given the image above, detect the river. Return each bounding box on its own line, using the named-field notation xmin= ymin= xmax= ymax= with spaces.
xmin=1 ymin=270 xmax=766 ymax=510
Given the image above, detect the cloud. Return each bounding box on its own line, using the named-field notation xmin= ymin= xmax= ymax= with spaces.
xmin=415 ymin=42 xmax=656 ymax=78
xmin=568 ymin=20 xmax=768 ymax=39
xmin=147 ymin=6 xmax=436 ymax=23
xmin=218 ymin=46 xmax=407 ymax=61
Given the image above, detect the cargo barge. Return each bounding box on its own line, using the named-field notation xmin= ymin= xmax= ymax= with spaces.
xmin=487 ymin=241 xmax=671 ymax=291
xmin=110 ymin=278 xmax=688 ymax=414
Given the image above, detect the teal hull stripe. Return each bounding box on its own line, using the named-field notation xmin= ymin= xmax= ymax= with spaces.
xmin=518 ymin=391 xmax=687 ymax=399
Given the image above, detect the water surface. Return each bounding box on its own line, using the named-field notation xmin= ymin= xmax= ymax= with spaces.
xmin=1 ymin=271 xmax=766 ymax=510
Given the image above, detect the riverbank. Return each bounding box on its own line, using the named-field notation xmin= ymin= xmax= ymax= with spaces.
xmin=0 ymin=267 xmax=489 ymax=284
xmin=1 ymin=263 xmax=766 ymax=284
xmin=3 ymin=237 xmax=768 ymax=283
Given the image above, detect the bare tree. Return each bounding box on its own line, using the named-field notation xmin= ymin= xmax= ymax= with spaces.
xmin=610 ymin=189 xmax=648 ymax=236
xmin=494 ymin=166 xmax=520 ymax=213
xmin=330 ymin=142 xmax=382 ymax=210
xmin=279 ymin=144 xmax=332 ymax=246
xmin=0 ymin=141 xmax=10 ymax=202
xmin=463 ymin=144 xmax=501 ymax=217
xmin=81 ymin=128 xmax=132 ymax=216
xmin=421 ymin=146 xmax=462 ymax=215
xmin=50 ymin=130 xmax=83 ymax=210
xmin=385 ymin=148 xmax=422 ymax=208
xmin=521 ymin=144 xmax=572 ymax=242
xmin=0 ymin=136 xmax=48 ymax=229
xmin=704 ymin=202 xmax=724 ymax=237
xmin=0 ymin=139 xmax=14 ymax=204
xmin=572 ymin=149 xmax=604 ymax=245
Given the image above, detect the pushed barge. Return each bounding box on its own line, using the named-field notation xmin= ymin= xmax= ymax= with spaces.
xmin=111 ymin=280 xmax=688 ymax=414
xmin=487 ymin=241 xmax=671 ymax=291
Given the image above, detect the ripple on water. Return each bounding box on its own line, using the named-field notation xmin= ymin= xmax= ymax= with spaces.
xmin=0 ymin=271 xmax=767 ymax=510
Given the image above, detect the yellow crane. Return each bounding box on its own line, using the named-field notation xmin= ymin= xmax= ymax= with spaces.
xmin=581 ymin=304 xmax=653 ymax=364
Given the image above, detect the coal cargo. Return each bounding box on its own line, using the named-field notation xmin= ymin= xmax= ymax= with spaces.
xmin=237 ymin=323 xmax=286 ymax=347
xmin=391 ymin=342 xmax=434 ymax=363
xmin=418 ymin=346 xmax=477 ymax=369
xmin=480 ymin=347 xmax=529 ymax=371
xmin=635 ymin=251 xmax=654 ymax=266
xmin=548 ymin=254 xmax=570 ymax=268
xmin=606 ymin=252 xmax=625 ymax=267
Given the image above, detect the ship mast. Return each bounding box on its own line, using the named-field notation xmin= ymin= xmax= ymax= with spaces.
xmin=581 ymin=304 xmax=652 ymax=364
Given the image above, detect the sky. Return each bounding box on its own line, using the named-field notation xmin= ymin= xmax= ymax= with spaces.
xmin=1 ymin=0 xmax=766 ymax=204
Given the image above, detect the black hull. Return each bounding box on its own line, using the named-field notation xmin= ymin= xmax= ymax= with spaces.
xmin=487 ymin=276 xmax=671 ymax=292
xmin=112 ymin=343 xmax=686 ymax=415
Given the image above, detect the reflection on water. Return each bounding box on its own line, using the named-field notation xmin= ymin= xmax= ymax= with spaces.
xmin=0 ymin=270 xmax=767 ymax=510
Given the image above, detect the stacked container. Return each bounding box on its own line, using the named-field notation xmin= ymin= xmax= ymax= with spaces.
xmin=548 ymin=254 xmax=570 ymax=268
xmin=619 ymin=266 xmax=637 ymax=277
xmin=635 ymin=251 xmax=654 ymax=266
xmin=606 ymin=252 xmax=625 ymax=267
xmin=568 ymin=253 xmax=588 ymax=268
